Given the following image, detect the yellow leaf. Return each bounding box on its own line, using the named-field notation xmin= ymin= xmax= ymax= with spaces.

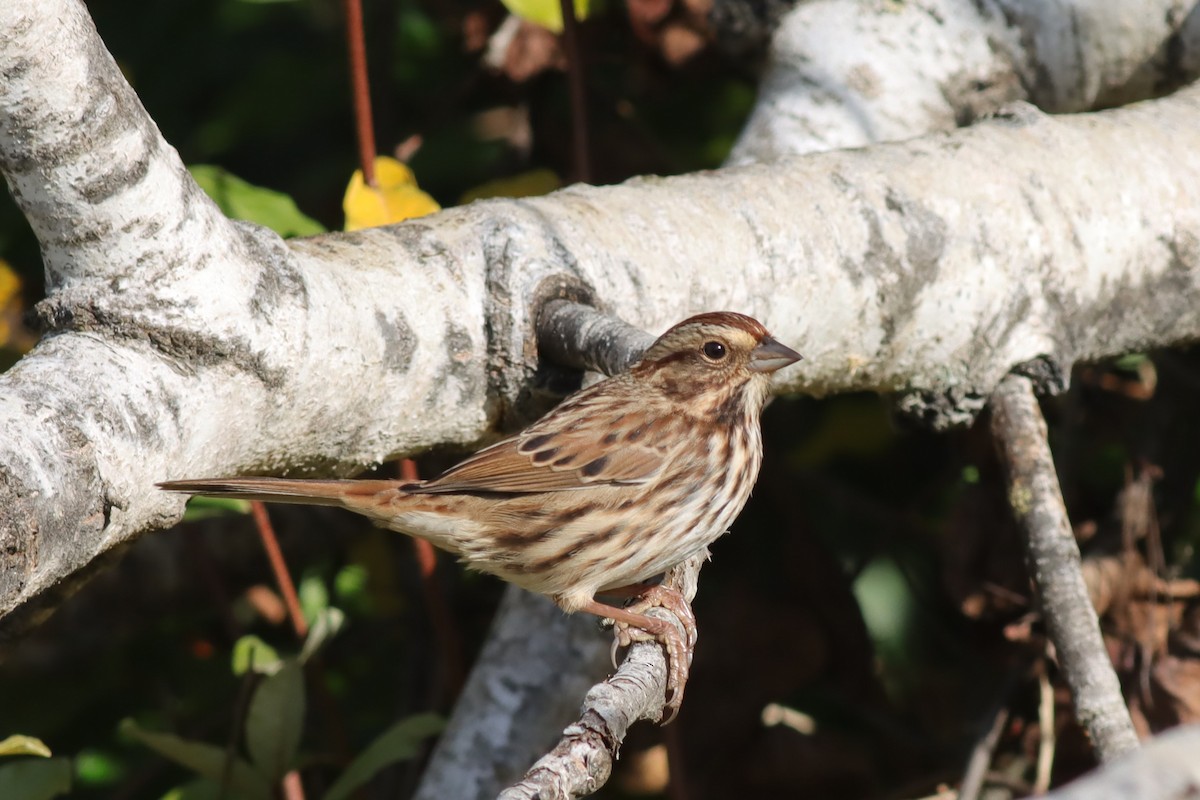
xmin=500 ymin=0 xmax=589 ymax=33
xmin=0 ymin=259 xmax=36 ymax=354
xmin=0 ymin=259 xmax=20 ymax=308
xmin=459 ymin=169 xmax=561 ymax=205
xmin=343 ymin=157 xmax=440 ymax=231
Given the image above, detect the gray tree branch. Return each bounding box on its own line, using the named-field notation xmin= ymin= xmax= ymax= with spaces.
xmin=3 ymin=0 xmax=1200 ymax=796
xmin=731 ymin=0 xmax=1200 ymax=163
xmin=492 ymin=555 xmax=704 ymax=800
xmin=989 ymin=373 xmax=1140 ymax=761
xmin=8 ymin=0 xmax=1197 ymax=630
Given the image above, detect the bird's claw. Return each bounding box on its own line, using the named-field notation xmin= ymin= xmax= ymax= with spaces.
xmin=607 ymin=585 xmax=697 ymax=724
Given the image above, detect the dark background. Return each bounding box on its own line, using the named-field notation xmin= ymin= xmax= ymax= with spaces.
xmin=2 ymin=1 xmax=1199 ymax=797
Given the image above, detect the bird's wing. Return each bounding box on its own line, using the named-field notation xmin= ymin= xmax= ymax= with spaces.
xmin=410 ymin=386 xmax=681 ymax=494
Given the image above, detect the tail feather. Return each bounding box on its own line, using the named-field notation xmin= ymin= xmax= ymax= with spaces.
xmin=158 ymin=477 xmax=406 ymax=508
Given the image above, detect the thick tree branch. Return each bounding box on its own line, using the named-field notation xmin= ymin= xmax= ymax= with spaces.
xmin=989 ymin=373 xmax=1140 ymax=761
xmin=7 ymin=2 xmax=1197 ymax=626
xmin=1040 ymin=724 xmax=1200 ymax=800
xmin=731 ymin=0 xmax=1200 ymax=162
xmin=5 ymin=0 xmax=1200 ymax=796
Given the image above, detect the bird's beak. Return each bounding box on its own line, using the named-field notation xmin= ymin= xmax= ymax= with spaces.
xmin=749 ymin=336 xmax=803 ymax=373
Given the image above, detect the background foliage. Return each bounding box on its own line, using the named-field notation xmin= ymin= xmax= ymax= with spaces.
xmin=3 ymin=0 xmax=1200 ymax=798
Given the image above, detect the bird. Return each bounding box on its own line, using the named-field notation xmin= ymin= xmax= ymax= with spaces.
xmin=160 ymin=311 xmax=801 ymax=718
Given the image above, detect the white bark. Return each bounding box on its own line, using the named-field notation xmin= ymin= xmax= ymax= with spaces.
xmin=1041 ymin=724 xmax=1200 ymax=800
xmin=730 ymin=0 xmax=1200 ymax=163
xmin=5 ymin=48 xmax=1199 ymax=620
xmin=7 ymin=0 xmax=1195 ymax=622
xmin=4 ymin=0 xmax=1200 ymax=796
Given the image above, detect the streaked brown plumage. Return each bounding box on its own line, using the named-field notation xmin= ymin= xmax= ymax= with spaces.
xmin=160 ymin=311 xmax=801 ymax=717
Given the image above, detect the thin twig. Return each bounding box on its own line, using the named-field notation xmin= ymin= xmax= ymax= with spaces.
xmin=343 ymin=0 xmax=377 ymax=185
xmin=556 ymin=0 xmax=590 ymax=182
xmin=536 ymin=300 xmax=654 ymax=375
xmin=989 ymin=372 xmax=1139 ymax=761
xmin=400 ymin=457 xmax=466 ymax=700
xmin=959 ymin=704 xmax=1009 ymax=800
xmin=282 ymin=770 xmax=305 ymax=800
xmin=250 ymin=501 xmax=308 ymax=639
xmin=497 ymin=554 xmax=703 ymax=799
xmin=1036 ymin=663 xmax=1056 ymax=793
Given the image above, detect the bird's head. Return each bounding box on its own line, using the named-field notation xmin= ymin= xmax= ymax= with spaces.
xmin=632 ymin=312 xmax=802 ymax=414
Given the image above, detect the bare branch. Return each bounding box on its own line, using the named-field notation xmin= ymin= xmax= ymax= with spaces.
xmin=989 ymin=373 xmax=1140 ymax=761
xmin=4 ymin=0 xmax=1200 ymax=794
xmin=536 ymin=301 xmax=655 ymax=376
xmin=494 ymin=556 xmax=703 ymax=800
xmin=959 ymin=704 xmax=1010 ymax=800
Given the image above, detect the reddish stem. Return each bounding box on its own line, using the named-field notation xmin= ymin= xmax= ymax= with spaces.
xmin=343 ymin=0 xmax=377 ymax=185
xmin=400 ymin=458 xmax=466 ymax=699
xmin=250 ymin=501 xmax=308 ymax=639
xmin=557 ymin=0 xmax=590 ymax=183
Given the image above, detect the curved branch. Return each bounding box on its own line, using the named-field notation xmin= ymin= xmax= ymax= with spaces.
xmin=731 ymin=0 xmax=1200 ymax=163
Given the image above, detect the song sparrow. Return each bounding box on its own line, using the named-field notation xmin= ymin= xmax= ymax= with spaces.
xmin=161 ymin=311 xmax=801 ymax=717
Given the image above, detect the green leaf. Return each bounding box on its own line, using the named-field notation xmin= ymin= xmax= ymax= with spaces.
xmin=73 ymin=748 xmax=124 ymax=786
xmin=244 ymin=660 xmax=304 ymax=782
xmin=322 ymin=714 xmax=445 ymax=800
xmin=189 ymin=164 xmax=324 ymax=238
xmin=333 ymin=564 xmax=368 ymax=605
xmin=0 ymin=757 xmax=72 ymax=800
xmin=0 ymin=735 xmax=51 ymax=758
xmin=298 ymin=574 xmax=329 ymax=624
xmin=119 ymin=720 xmax=270 ymax=800
xmin=1114 ymin=352 xmax=1149 ymax=371
xmin=299 ymin=607 xmax=345 ymax=664
xmin=232 ymin=635 xmax=283 ymax=676
xmin=182 ymin=496 xmax=252 ymax=522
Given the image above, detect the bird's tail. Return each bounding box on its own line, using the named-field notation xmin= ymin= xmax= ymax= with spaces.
xmin=158 ymin=477 xmax=406 ymax=508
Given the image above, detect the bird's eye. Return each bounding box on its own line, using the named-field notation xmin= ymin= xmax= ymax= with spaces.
xmin=702 ymin=341 xmax=727 ymax=360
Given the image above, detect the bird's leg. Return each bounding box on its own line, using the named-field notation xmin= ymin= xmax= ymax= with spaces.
xmin=581 ymin=584 xmax=696 ymax=723
xmin=621 ymin=583 xmax=698 ymax=650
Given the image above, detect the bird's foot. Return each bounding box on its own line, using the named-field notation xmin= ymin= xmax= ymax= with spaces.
xmin=584 ymin=585 xmax=696 ymax=723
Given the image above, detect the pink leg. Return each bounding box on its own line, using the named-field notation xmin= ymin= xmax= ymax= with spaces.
xmin=580 ymin=584 xmax=696 ymax=723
